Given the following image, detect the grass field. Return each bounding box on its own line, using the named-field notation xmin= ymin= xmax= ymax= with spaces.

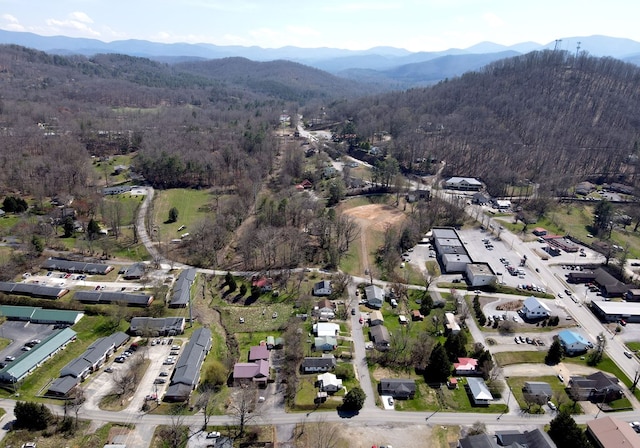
xmin=429 ymin=425 xmax=461 ymax=448
xmin=93 ymin=154 xmax=135 ymax=187
xmin=0 ymin=421 xmax=118 ymax=448
xmin=494 ymin=351 xmax=546 ymax=366
xmin=292 ymin=376 xmax=342 ymax=411
xmin=152 ymin=188 xmax=215 ymax=243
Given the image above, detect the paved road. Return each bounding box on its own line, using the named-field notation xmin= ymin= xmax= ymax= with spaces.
xmin=348 ymin=283 xmax=376 ymax=410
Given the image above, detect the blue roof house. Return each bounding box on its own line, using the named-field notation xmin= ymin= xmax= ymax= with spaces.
xmin=558 ymin=330 xmax=589 ymax=355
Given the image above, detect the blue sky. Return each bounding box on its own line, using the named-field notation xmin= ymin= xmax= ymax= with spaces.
xmin=0 ymin=0 xmax=638 ymax=51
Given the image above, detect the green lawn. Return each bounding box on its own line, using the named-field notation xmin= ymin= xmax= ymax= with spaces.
xmin=218 ymin=302 xmax=294 ymax=335
xmin=152 ymin=188 xmax=216 ymax=243
xmin=494 ymin=351 xmax=546 ymax=366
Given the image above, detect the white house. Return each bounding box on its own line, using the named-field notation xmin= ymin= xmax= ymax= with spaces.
xmin=445 ymin=312 xmax=460 ymax=334
xmin=467 ymin=377 xmax=493 ymax=405
xmin=317 ymin=372 xmax=342 ymax=393
xmin=365 ymin=285 xmax=385 ymax=308
xmin=520 ymin=296 xmax=551 ymax=320
xmin=314 ymin=322 xmax=339 ymax=337
xmin=312 ymin=280 xmax=333 ymax=297
xmin=558 ymin=330 xmax=589 ymax=355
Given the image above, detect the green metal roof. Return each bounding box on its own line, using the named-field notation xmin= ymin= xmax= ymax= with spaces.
xmin=0 ymin=305 xmax=82 ymax=324
xmin=0 ymin=328 xmax=77 ymax=383
xmin=0 ymin=305 xmax=36 ymax=319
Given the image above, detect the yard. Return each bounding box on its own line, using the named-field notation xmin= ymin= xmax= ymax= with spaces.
xmin=506 ymin=375 xmax=577 ymax=414
xmin=0 ymin=422 xmax=124 ymax=448
xmin=291 ymin=376 xmax=343 ymax=412
xmin=151 ymin=188 xmax=217 ymax=244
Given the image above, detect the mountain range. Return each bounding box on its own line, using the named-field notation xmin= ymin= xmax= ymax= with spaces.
xmin=1 ymin=30 xmax=640 ymax=88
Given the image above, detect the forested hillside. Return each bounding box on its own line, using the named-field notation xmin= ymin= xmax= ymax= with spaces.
xmin=324 ymin=50 xmax=640 ymax=195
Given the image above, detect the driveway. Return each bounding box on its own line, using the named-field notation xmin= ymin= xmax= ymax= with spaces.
xmin=348 ymin=282 xmax=376 ymax=409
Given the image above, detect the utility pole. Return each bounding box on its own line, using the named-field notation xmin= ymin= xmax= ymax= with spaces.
xmin=575 ymin=41 xmax=581 ymax=60
xmin=554 ymin=39 xmax=562 ymax=51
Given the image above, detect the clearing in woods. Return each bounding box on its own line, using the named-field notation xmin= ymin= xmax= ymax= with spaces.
xmin=342 ymin=203 xmax=407 ymax=276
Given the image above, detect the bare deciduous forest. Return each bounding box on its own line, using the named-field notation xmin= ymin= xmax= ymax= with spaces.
xmin=324 ymin=50 xmax=640 ymax=196
xmin=1 ymin=45 xmax=640 ymax=276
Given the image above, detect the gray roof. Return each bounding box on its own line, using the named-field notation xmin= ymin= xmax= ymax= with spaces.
xmin=60 ymin=332 xmax=129 ymax=378
xmin=467 ymin=377 xmax=493 ymax=400
xmin=42 ymin=258 xmax=112 ymax=274
xmin=170 ymin=268 xmax=196 ymax=307
xmin=122 ymin=263 xmax=145 ymax=279
xmin=458 ymin=434 xmax=498 ymax=448
xmin=47 ymin=375 xmax=79 ymax=395
xmin=370 ymin=325 xmax=390 ymax=344
xmin=164 ymin=383 xmax=193 ymax=402
xmin=73 ymin=290 xmax=153 ymax=307
xmin=165 ymin=327 xmax=211 ymax=401
xmin=364 ymin=285 xmax=384 ymax=304
xmin=496 ymin=429 xmax=557 ymax=448
xmin=302 ymin=355 xmax=336 ymax=369
xmin=380 ymin=378 xmax=416 ymax=394
xmin=130 ymin=317 xmax=185 ymax=335
xmin=523 ymin=381 xmax=552 ymax=397
xmin=0 ymin=281 xmax=68 ymax=299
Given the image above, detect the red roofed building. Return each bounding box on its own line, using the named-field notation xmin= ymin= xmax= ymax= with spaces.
xmin=453 ymin=357 xmax=478 ymax=375
xmin=233 ymin=359 xmax=270 ymax=387
xmin=251 ymin=276 xmax=273 ymax=292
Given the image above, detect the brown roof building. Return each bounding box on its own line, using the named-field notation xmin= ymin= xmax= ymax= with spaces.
xmin=587 ymin=416 xmax=640 ymax=448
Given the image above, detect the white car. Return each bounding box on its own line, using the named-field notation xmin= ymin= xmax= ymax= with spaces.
xmin=206 ymin=431 xmax=221 ymax=438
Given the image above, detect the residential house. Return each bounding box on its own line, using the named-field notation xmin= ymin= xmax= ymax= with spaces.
xmin=248 ymin=345 xmax=269 ymax=362
xmin=313 ymin=336 xmax=337 ymax=352
xmin=575 ymin=181 xmax=596 ymax=196
xmin=472 ymin=192 xmax=491 ymax=205
xmin=369 ymin=325 xmax=390 ymax=350
xmin=445 ymin=312 xmax=461 ymax=335
xmin=364 ymin=285 xmax=385 ymax=308
xmin=568 ymin=372 xmax=623 ymax=402
xmin=312 ymin=280 xmax=332 ymax=297
xmin=369 ymin=310 xmax=384 ymax=326
xmin=314 ymin=322 xmax=339 ymax=337
xmin=233 ymin=359 xmax=269 ymax=387
xmin=558 ymin=330 xmax=589 ymax=355
xmin=301 ymin=354 xmax=336 ymax=373
xmin=314 ymin=298 xmax=335 ymax=320
xmin=467 ymin=377 xmax=493 ymax=405
xmin=122 ymin=263 xmax=145 ymax=280
xmin=60 ymin=332 xmax=128 ymax=380
xmin=520 ymin=297 xmax=551 ymax=320
xmin=444 ymin=177 xmax=482 ymax=191
xmin=522 ymin=382 xmax=553 ymax=403
xmin=587 ymin=416 xmax=640 ymax=448
xmin=251 ymin=276 xmax=272 ymax=292
xmin=453 ymin=357 xmax=478 ymax=376
xmin=379 ymin=378 xmax=416 ymax=399
xmin=317 ymin=372 xmax=342 ymax=393
xmin=169 ymin=268 xmax=196 ymax=308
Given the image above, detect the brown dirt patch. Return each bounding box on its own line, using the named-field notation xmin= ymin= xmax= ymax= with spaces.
xmin=343 ymin=204 xmax=406 ymax=231
xmin=107 ymin=425 xmax=131 ymax=444
xmin=496 ymin=299 xmax=524 ymax=311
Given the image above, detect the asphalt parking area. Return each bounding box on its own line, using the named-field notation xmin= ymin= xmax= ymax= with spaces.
xmin=0 ymin=321 xmax=56 ymax=362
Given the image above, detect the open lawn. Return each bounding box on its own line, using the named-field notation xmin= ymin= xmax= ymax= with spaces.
xmin=217 ymin=302 xmax=294 ymax=334
xmin=0 ymin=421 xmax=120 ymax=448
xmin=0 ymin=215 xmax=19 ymax=232
xmin=152 ymin=188 xmax=215 ymax=243
xmin=93 ymin=154 xmax=135 ymax=186
xmin=494 ymin=351 xmax=546 ymax=366
xmin=291 ymin=376 xmax=342 ymax=412
xmin=429 ymin=425 xmax=462 ymax=448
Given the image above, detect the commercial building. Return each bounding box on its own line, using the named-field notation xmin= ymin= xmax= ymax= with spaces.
xmin=587 ymin=416 xmax=640 ymax=448
xmin=466 ymin=263 xmax=496 ymax=287
xmin=0 ymin=328 xmax=77 ymax=383
xmin=444 ymin=177 xmax=482 ymax=191
xmin=558 ymin=330 xmax=589 ymax=355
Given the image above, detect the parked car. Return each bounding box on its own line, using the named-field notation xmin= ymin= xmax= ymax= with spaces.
xmin=206 ymin=432 xmax=221 ymax=439
xmin=620 ymin=319 xmax=627 ymax=326
xmin=351 ymin=308 xmax=356 ymax=315
xmin=4 ymin=355 xmax=15 ymax=362
xmin=114 ymin=356 xmax=125 ymax=363
xmin=104 ymin=366 xmax=113 ymax=373
xmin=514 ymin=337 xmax=520 ymax=344
xmin=625 ymin=351 xmax=633 ymax=359
xmin=153 ymin=378 xmax=166 ymax=384
xmin=547 ymin=401 xmax=557 ymax=411
xmin=21 ymin=346 xmax=31 ymax=351
xmin=388 ymin=397 xmax=394 ymax=406
xmin=159 ymin=371 xmax=169 ymax=377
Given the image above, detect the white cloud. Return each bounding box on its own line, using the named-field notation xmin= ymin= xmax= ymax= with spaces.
xmin=482 ymin=12 xmax=504 ymax=28
xmin=323 ymin=1 xmax=400 ymax=12
xmin=69 ymin=12 xmax=94 ymax=24
xmin=1 ymin=14 xmax=24 ymax=31
xmin=45 ymin=12 xmax=100 ymax=37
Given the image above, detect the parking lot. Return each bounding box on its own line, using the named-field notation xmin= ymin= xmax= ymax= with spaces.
xmin=83 ymin=337 xmax=185 ymax=413
xmin=0 ymin=321 xmax=57 ymax=365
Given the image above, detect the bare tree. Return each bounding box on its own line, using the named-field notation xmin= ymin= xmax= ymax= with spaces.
xmin=229 ymin=384 xmax=260 ymax=437
xmin=160 ymin=411 xmax=189 ymax=448
xmin=196 ymin=385 xmax=218 ymax=430
xmin=297 ymin=414 xmax=341 ymax=448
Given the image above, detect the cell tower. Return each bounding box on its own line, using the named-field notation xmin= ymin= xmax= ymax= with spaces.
xmin=554 ymin=39 xmax=562 ymax=51
xmin=575 ymin=41 xmax=581 ymax=59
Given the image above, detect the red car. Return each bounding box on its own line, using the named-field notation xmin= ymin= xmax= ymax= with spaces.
xmin=359 ymin=317 xmax=364 ymax=324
